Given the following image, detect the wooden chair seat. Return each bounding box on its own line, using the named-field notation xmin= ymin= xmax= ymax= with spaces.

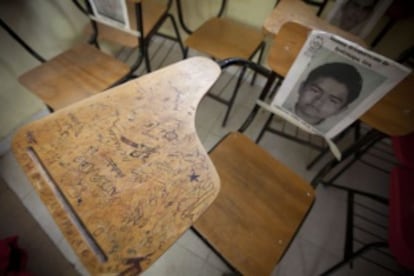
xmin=185 ymin=17 xmax=264 ymax=60
xmin=84 ymin=0 xmax=167 ymax=48
xmin=194 ymin=132 xmax=315 ymax=275
xmin=18 ymin=44 xmax=130 ymax=110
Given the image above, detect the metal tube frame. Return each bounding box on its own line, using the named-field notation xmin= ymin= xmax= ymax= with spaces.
xmin=0 ymin=18 xmax=46 ymax=63
xmin=311 ymin=129 xmax=386 ymax=188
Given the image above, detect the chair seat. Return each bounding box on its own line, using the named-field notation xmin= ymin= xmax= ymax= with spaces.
xmin=194 ymin=132 xmax=315 ymax=275
xmin=389 ymin=166 xmax=414 ymax=271
xmin=185 ymin=17 xmax=264 ymax=60
xmin=18 ymin=44 xmax=130 ymax=110
xmin=84 ymin=0 xmax=167 ymax=48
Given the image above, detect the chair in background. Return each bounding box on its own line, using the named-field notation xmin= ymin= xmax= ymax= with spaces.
xmin=175 ymin=0 xmax=268 ymax=126
xmin=193 ymin=131 xmax=315 ymax=275
xmin=302 ymin=0 xmax=329 ymax=16
xmin=11 ymin=0 xmax=183 ymax=112
xmin=320 ymin=166 xmax=414 ymax=275
xmin=78 ymin=0 xmax=185 ymax=73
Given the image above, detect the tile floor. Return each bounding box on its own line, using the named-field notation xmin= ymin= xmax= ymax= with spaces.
xmin=0 ymin=1 xmax=404 ymax=275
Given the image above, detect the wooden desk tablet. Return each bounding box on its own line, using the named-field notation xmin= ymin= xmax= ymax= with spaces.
xmin=12 ymin=57 xmax=221 ymax=274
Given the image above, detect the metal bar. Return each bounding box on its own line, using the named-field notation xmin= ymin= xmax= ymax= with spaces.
xmin=84 ymin=0 xmax=100 ymax=48
xmin=260 ymin=127 xmax=325 ymax=151
xmin=221 ymin=65 xmax=248 ymax=126
xmin=320 ymin=242 xmax=387 ymax=275
xmin=175 ymin=0 xmax=194 ymax=34
xmin=354 ymin=201 xmax=388 ymax=219
xmin=250 ymin=42 xmax=266 ymax=86
xmin=256 ymin=114 xmax=274 ymax=143
xmin=359 ymin=255 xmax=401 ymax=275
xmin=72 ymin=0 xmax=88 ymax=15
xmin=344 ymin=192 xmax=354 ymax=261
xmin=0 ymin=18 xmax=46 ymax=63
xmin=371 ymin=18 xmax=396 ymax=48
xmin=307 ymin=121 xmax=359 ymax=170
xmin=316 ymin=0 xmax=328 ymax=17
xmin=238 ymin=72 xmax=277 ymax=133
xmin=165 ymin=14 xmax=186 ymax=58
xmin=327 ymin=183 xmax=389 ymax=204
xmin=135 ymin=2 xmax=150 ymax=72
xmin=218 ymin=0 xmax=227 ymax=17
xmin=190 ymin=227 xmax=241 ymax=274
xmin=311 ymin=129 xmax=385 ymax=187
xmin=326 ymin=131 xmax=385 ymax=184
xmin=354 ymin=225 xmax=387 ymax=241
xmin=358 ymin=159 xmax=391 ymax=174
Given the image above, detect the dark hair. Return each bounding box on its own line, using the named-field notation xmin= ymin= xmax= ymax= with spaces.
xmin=304 ymin=62 xmax=363 ymax=105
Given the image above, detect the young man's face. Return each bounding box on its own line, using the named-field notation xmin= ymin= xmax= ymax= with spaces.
xmin=295 ymin=77 xmax=349 ymax=125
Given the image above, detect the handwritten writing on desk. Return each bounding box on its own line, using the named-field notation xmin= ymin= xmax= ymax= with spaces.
xmin=12 ymin=57 xmax=221 ymax=274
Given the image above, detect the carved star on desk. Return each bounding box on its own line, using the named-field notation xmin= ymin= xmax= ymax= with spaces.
xmin=189 ymin=170 xmax=200 ymax=182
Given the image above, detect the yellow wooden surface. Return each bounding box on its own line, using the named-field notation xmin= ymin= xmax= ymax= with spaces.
xmin=185 ymin=17 xmax=264 ymax=60
xmin=13 ymin=57 xmax=221 ymax=274
xmin=18 ymin=44 xmax=130 ymax=110
xmin=194 ymin=132 xmax=315 ymax=276
xmin=268 ymin=22 xmax=311 ymax=77
xmin=264 ymin=0 xmax=366 ymax=47
xmin=361 ymin=73 xmax=414 ymax=137
xmin=85 ymin=0 xmax=167 ymax=48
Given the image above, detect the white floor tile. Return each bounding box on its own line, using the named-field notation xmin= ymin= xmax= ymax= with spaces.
xmin=0 ymin=150 xmax=35 ymax=199
xmin=297 ymin=185 xmax=348 ymax=256
xmin=142 ymin=242 xmax=205 ymax=276
xmin=273 ymin=237 xmax=348 ymax=276
xmin=176 ymin=229 xmax=213 ymax=260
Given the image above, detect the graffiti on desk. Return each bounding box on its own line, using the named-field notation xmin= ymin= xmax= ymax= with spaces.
xmin=26 ymin=131 xmax=37 ymax=144
xmin=141 ymin=118 xmax=183 ymax=144
xmin=171 ymin=83 xmax=184 ymax=111
xmin=189 ymin=169 xmax=200 ymax=182
xmin=14 ymin=73 xmax=221 ymax=274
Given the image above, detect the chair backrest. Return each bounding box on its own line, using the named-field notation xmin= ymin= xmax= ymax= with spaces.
xmin=267 ymin=22 xmax=310 ymax=77
xmin=262 ymin=22 xmax=411 ymax=158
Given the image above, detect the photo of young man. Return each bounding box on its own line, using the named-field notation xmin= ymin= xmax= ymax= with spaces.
xmin=294 ymin=62 xmax=363 ymax=125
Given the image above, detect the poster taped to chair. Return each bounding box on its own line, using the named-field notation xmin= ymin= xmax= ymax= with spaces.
xmin=261 ymin=30 xmax=411 ymax=159
xmin=88 ymin=0 xmax=130 ymax=29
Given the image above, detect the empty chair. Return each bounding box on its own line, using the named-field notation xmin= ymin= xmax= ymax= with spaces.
xmin=80 ymin=0 xmax=185 ymax=73
xmin=194 ymin=131 xmax=315 ymax=275
xmin=176 ymin=0 xmax=268 ymax=126
xmin=12 ymin=0 xmax=183 ymax=111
